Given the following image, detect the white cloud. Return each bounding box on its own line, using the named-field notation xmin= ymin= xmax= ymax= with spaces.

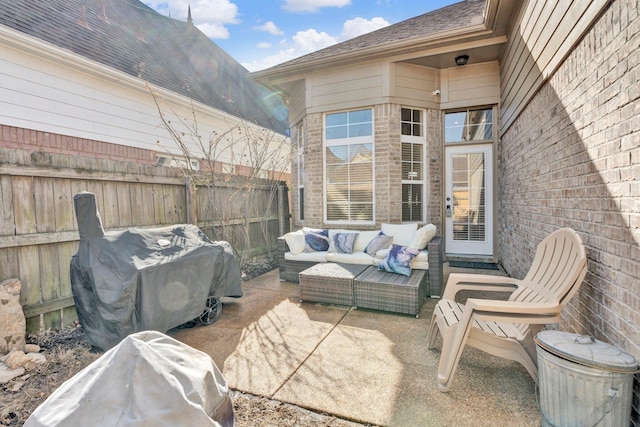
xmin=254 ymin=21 xmax=284 ymax=36
xmin=243 ymin=28 xmax=337 ymax=71
xmin=282 ymin=0 xmax=350 ymax=13
xmin=257 ymin=42 xmax=272 ymax=49
xmin=145 ymin=0 xmax=238 ymax=39
xmin=341 ymin=17 xmax=389 ymax=39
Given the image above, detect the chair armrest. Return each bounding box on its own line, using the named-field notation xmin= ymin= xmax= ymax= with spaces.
xmin=441 ymin=273 xmax=520 ymax=300
xmin=465 ymin=298 xmax=561 ymax=324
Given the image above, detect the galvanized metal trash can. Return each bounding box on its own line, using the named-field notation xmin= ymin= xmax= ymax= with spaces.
xmin=535 ymin=330 xmax=638 ymax=427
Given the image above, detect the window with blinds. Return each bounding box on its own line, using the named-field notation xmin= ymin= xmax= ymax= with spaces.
xmin=401 ymin=108 xmax=425 ymax=222
xmin=324 ymin=109 xmax=374 ymax=223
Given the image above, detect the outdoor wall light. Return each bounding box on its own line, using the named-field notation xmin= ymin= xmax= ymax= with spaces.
xmin=455 ymin=55 xmax=469 ymax=66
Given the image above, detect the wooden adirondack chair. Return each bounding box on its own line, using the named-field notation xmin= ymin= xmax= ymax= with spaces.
xmin=427 ymin=228 xmax=587 ymax=392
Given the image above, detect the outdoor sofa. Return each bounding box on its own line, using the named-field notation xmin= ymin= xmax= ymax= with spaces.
xmin=277 ymin=223 xmax=444 ymax=297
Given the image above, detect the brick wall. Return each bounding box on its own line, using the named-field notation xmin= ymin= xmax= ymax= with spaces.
xmin=499 ymin=0 xmax=639 ymax=421
xmin=1 ymin=125 xmax=157 ymax=165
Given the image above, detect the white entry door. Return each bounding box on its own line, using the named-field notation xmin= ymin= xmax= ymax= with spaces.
xmin=445 ymin=144 xmax=493 ymax=255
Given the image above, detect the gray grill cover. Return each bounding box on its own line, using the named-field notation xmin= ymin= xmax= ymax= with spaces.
xmin=24 ymin=331 xmax=234 ymax=427
xmin=70 ymin=192 xmax=242 ymax=350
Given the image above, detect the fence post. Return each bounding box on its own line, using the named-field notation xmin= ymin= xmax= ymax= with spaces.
xmin=277 ymin=184 xmax=290 ymax=236
xmin=186 ymin=177 xmax=198 ymax=225
xmin=278 ymin=184 xmax=285 ymax=236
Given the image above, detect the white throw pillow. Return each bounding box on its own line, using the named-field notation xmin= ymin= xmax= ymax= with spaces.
xmin=353 ymin=230 xmax=381 ymax=253
xmin=409 ymin=224 xmax=437 ymax=249
xmin=381 ymin=223 xmax=417 ymax=247
xmin=283 ymin=230 xmax=306 ymax=255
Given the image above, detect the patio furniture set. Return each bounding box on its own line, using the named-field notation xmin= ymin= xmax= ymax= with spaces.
xmin=278 ymin=223 xmax=444 ymax=317
xmin=299 ymin=262 xmax=428 ymax=317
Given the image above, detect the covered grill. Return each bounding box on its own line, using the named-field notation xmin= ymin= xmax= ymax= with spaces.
xmin=70 ymin=192 xmax=242 ymax=350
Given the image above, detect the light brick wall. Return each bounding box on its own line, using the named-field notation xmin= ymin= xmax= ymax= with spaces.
xmin=1 ymin=125 xmax=157 ymax=164
xmin=293 ymin=105 xmax=443 ymax=233
xmin=499 ymin=0 xmax=639 ymax=421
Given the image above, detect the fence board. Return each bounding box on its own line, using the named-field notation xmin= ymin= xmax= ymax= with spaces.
xmin=0 ymin=247 xmax=19 ymax=279
xmin=101 ymin=181 xmax=120 ymax=228
xmin=152 ymin=184 xmax=167 ymax=224
xmin=39 ymin=244 xmax=62 ymax=330
xmin=35 ymin=177 xmax=56 ymax=233
xmin=18 ymin=245 xmax=40 ymax=306
xmin=53 ymin=178 xmax=75 ymax=232
xmin=13 ymin=176 xmax=36 ymax=235
xmin=0 ymin=175 xmax=15 ymax=236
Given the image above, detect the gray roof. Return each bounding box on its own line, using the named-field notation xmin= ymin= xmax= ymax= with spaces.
xmin=0 ymin=0 xmax=289 ymax=135
xmin=254 ymin=0 xmax=485 ymax=74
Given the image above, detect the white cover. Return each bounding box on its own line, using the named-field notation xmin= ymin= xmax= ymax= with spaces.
xmin=353 ymin=230 xmax=382 ymax=253
xmin=24 ymin=331 xmax=234 ymax=427
xmin=326 ymin=251 xmax=375 ymax=265
xmin=284 ymin=251 xmax=328 ymax=262
xmin=381 ymin=223 xmax=418 ymax=246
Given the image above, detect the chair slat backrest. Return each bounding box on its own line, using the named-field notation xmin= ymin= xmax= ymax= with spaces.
xmin=510 ymin=228 xmax=587 ymax=307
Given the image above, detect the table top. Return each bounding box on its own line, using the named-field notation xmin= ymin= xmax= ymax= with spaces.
xmin=299 ymin=263 xmax=370 ymax=279
xmin=355 ymin=265 xmax=425 ymax=286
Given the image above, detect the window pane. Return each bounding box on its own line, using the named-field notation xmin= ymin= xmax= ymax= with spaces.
xmin=326 ymin=145 xmax=349 ymax=163
xmin=326 ymin=126 xmax=347 ymax=140
xmin=445 ymin=111 xmax=466 ymax=142
xmin=348 ymin=109 xmax=372 ymax=123
xmin=402 ymin=184 xmax=423 ymax=222
xmin=326 ymin=112 xmax=347 ymax=126
xmin=349 ymin=123 xmax=372 ymax=137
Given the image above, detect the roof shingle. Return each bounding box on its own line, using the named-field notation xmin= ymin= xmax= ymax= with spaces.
xmin=0 ymin=0 xmax=289 ymax=134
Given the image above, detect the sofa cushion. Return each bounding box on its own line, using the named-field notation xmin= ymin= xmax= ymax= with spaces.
xmin=283 ymin=230 xmax=306 ymax=255
xmin=381 ymin=223 xmax=417 ymax=246
xmin=377 ymin=244 xmax=420 ymax=276
xmin=284 ymin=251 xmax=328 ymax=262
xmin=326 ymin=251 xmax=375 ymax=265
xmin=303 ymin=228 xmax=329 ymax=252
xmin=329 ymin=232 xmax=359 ymax=254
xmin=353 ymin=230 xmax=381 ymax=253
xmin=409 ymin=224 xmax=437 ymax=249
xmin=364 ymin=232 xmax=393 ymax=255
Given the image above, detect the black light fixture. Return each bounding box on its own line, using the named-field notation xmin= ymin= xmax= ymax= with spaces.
xmin=455 ymin=55 xmax=469 ymax=66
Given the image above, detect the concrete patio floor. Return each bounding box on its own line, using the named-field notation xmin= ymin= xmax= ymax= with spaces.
xmin=170 ymin=264 xmax=542 ymax=426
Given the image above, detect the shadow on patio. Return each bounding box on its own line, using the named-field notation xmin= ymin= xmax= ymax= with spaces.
xmin=170 ymin=264 xmax=541 ymax=427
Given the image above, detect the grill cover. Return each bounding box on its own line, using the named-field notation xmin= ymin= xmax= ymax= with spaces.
xmin=70 ymin=192 xmax=242 ymax=350
xmin=24 ymin=331 xmax=234 ymax=427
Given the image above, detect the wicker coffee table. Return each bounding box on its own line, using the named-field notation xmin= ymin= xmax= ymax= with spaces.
xmin=299 ymin=263 xmax=369 ymax=306
xmin=353 ymin=266 xmax=427 ymax=317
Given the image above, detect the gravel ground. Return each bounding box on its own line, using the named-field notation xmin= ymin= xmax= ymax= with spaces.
xmin=0 ymin=262 xmax=370 ymax=427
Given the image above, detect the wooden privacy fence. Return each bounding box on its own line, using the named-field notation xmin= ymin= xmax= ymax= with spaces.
xmin=0 ymin=149 xmax=290 ymax=334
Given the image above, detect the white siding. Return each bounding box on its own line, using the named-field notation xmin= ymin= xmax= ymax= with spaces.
xmin=500 ymin=0 xmax=610 ymax=132
xmin=440 ymin=62 xmax=500 ymax=110
xmin=308 ymin=64 xmax=384 ymax=113
xmin=394 ymin=63 xmax=439 ymax=108
xmin=0 ymin=28 xmax=289 ymax=169
xmin=286 ymin=81 xmax=306 ymax=126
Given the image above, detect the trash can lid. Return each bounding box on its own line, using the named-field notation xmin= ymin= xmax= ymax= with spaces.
xmin=535 ymin=330 xmax=638 ymax=373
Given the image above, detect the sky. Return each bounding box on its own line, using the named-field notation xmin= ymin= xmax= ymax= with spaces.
xmin=145 ymin=0 xmax=460 ymax=72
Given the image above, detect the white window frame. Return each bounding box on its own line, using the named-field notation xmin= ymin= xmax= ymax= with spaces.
xmin=295 ymin=122 xmax=305 ymax=221
xmin=323 ymin=108 xmax=375 ymax=225
xmin=401 ymin=107 xmax=426 ymax=223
